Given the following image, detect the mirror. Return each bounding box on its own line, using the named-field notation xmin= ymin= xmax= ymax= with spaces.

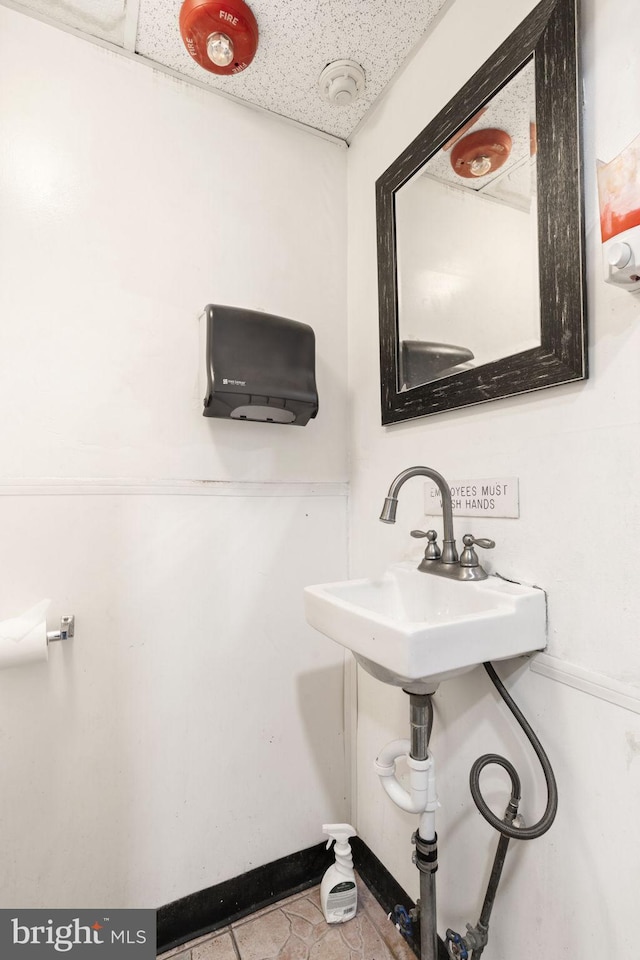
xmin=376 ymin=0 xmax=587 ymax=424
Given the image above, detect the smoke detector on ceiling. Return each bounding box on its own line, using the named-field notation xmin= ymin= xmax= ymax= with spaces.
xmin=319 ymin=60 xmax=365 ymax=106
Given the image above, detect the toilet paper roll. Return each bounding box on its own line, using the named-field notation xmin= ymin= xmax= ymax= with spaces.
xmin=0 ymin=599 xmax=51 ymax=669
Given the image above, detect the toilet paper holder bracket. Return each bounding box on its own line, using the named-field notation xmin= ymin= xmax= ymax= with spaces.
xmin=47 ymin=615 xmax=75 ymax=642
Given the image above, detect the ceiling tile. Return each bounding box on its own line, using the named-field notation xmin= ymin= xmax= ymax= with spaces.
xmin=135 ymin=0 xmax=449 ymax=139
xmin=9 ymin=0 xmax=450 ymax=139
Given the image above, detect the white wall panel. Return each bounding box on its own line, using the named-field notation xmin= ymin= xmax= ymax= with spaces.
xmin=347 ymin=0 xmax=640 ymax=955
xmin=0 ymin=6 xmax=349 ymax=910
xmin=0 ymin=492 xmax=348 ymax=906
xmin=0 ymin=7 xmax=348 ymax=484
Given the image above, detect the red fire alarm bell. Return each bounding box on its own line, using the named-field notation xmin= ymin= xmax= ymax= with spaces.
xmin=179 ymin=0 xmax=259 ymax=76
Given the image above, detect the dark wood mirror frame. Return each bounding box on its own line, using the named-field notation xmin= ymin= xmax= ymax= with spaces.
xmin=376 ymin=0 xmax=586 ymax=425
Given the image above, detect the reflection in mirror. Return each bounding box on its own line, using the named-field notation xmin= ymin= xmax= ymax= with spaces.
xmin=396 ymin=60 xmax=540 ymax=390
xmin=400 ymin=340 xmax=474 ymax=389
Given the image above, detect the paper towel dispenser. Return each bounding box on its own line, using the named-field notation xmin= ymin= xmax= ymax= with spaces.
xmin=202 ymin=304 xmax=318 ymax=426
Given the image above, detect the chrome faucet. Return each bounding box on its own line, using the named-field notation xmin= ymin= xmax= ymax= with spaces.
xmin=380 ymin=466 xmax=495 ymax=581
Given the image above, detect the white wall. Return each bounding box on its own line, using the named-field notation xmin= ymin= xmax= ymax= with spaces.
xmin=0 ymin=7 xmax=349 ymax=908
xmin=347 ymin=0 xmax=640 ymax=956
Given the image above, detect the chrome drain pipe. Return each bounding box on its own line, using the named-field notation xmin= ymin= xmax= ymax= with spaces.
xmin=374 ymin=692 xmax=439 ymax=960
xmin=410 ymin=694 xmax=438 ymax=960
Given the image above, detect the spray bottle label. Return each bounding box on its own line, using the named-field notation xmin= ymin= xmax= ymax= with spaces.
xmin=326 ymin=880 xmax=357 ymax=919
xmin=330 ymin=881 xmax=355 ymax=893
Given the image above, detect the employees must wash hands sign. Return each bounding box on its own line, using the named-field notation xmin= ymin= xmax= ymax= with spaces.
xmin=424 ymin=477 xmax=520 ymax=519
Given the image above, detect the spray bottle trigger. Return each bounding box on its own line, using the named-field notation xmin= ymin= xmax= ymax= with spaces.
xmin=322 ymin=823 xmax=357 ymax=844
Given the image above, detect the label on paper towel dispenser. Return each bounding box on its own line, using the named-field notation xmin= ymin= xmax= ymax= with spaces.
xmin=424 ymin=478 xmax=519 ymax=518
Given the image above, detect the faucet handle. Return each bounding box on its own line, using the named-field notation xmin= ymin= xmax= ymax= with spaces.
xmin=411 ymin=529 xmax=441 ymax=560
xmin=460 ymin=534 xmax=495 ymax=568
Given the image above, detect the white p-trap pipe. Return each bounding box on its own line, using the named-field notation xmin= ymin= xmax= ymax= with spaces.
xmin=374 ymin=739 xmax=438 ymax=827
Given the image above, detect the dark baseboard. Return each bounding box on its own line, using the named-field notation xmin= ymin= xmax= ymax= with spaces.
xmin=157 ymin=842 xmax=333 ymax=953
xmin=157 ymin=837 xmax=448 ymax=958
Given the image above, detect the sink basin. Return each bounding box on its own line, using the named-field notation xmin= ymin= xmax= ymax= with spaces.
xmin=304 ymin=561 xmax=546 ymax=691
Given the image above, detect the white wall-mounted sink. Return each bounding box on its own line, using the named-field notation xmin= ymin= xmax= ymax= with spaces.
xmin=304 ymin=561 xmax=546 ymax=691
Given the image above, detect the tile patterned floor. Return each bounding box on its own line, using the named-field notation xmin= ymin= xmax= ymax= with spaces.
xmin=158 ymin=876 xmax=416 ymax=960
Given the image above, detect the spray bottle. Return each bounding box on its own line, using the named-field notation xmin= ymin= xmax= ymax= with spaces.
xmin=320 ymin=823 xmax=358 ymax=923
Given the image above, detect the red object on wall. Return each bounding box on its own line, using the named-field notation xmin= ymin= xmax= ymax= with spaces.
xmin=597 ymin=132 xmax=640 ymax=242
xmin=179 ymin=0 xmax=258 ymax=76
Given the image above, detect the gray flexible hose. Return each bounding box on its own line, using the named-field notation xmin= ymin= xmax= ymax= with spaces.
xmin=469 ymin=662 xmax=558 ymax=841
